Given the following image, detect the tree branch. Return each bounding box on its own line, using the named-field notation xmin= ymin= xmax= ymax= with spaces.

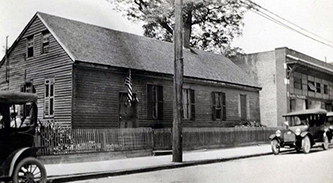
xmin=134 ymin=0 xmax=147 ymax=11
xmin=157 ymin=20 xmax=173 ymax=34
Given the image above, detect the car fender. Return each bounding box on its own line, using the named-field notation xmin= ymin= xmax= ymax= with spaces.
xmin=269 ymin=134 xmax=282 ymax=142
xmin=3 ymin=147 xmax=41 ymax=177
xmin=300 ymin=132 xmax=309 ymax=138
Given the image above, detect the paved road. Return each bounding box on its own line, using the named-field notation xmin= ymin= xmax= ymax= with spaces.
xmin=73 ymin=147 xmax=333 ymax=183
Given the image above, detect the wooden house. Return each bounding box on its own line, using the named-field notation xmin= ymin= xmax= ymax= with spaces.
xmin=0 ymin=12 xmax=261 ymax=128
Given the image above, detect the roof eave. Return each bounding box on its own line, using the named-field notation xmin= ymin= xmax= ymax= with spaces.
xmin=0 ymin=13 xmax=39 ymax=68
xmin=74 ymin=60 xmax=262 ymax=90
xmin=0 ymin=12 xmax=77 ymax=69
xmin=286 ymin=54 xmax=333 ymax=74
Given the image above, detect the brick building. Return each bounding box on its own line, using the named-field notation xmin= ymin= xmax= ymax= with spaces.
xmin=0 ymin=12 xmax=261 ymax=128
xmin=232 ymin=47 xmax=333 ymax=127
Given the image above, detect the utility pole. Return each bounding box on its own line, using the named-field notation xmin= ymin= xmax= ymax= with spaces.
xmin=172 ymin=0 xmax=183 ymax=163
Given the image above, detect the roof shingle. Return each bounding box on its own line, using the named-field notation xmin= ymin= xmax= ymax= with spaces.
xmin=38 ymin=12 xmax=260 ymax=88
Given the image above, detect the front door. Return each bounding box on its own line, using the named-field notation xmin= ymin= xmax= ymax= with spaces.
xmin=119 ymin=92 xmax=137 ymax=128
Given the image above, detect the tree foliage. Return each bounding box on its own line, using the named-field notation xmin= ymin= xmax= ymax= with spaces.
xmin=110 ymin=0 xmax=252 ymax=56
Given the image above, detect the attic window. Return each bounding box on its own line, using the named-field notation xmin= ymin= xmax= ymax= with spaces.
xmin=42 ymin=31 xmax=50 ymax=54
xmin=27 ymin=35 xmax=34 ymax=58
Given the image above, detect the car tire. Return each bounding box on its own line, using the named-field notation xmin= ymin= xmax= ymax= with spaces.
xmin=322 ymin=134 xmax=329 ymax=150
xmin=12 ymin=157 xmax=47 ymax=183
xmin=302 ymin=136 xmax=311 ymax=154
xmin=271 ymin=139 xmax=280 ymax=155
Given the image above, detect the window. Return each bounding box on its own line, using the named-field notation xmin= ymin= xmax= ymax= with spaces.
xmin=308 ymin=81 xmax=316 ymax=92
xmin=240 ymin=94 xmax=247 ymax=120
xmin=212 ymin=92 xmax=226 ymax=121
xmin=290 ymin=99 xmax=296 ymax=112
xmin=316 ymin=83 xmax=321 ymax=93
xmin=44 ymin=78 xmax=55 ymax=118
xmin=293 ymin=76 xmax=302 ymax=90
xmin=147 ymin=85 xmax=163 ymax=119
xmin=42 ymin=31 xmax=51 ymax=54
xmin=324 ymin=84 xmax=328 ymax=94
xmin=183 ymin=89 xmax=195 ymax=120
xmin=27 ymin=35 xmax=34 ymax=58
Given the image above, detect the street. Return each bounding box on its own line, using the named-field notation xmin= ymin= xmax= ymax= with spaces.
xmin=73 ymin=147 xmax=333 ymax=183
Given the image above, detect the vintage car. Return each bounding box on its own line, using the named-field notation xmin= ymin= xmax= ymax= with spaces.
xmin=269 ymin=108 xmax=331 ymax=155
xmin=0 ymin=91 xmax=47 ymax=183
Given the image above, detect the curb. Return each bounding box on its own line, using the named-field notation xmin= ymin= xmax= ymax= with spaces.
xmin=47 ymin=149 xmax=293 ymax=183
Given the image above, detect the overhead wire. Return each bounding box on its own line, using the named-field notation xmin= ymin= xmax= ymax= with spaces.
xmin=240 ymin=0 xmax=333 ymax=48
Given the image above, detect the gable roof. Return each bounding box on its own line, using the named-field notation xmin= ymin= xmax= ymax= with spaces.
xmin=4 ymin=12 xmax=260 ymax=89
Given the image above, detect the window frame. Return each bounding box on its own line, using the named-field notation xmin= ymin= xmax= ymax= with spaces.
xmin=147 ymin=84 xmax=163 ymax=120
xmin=44 ymin=78 xmax=55 ymax=118
xmin=183 ymin=88 xmax=195 ymax=120
xmin=324 ymin=84 xmax=329 ymax=94
xmin=26 ymin=35 xmax=34 ymax=58
xmin=212 ymin=92 xmax=226 ymax=121
xmin=290 ymin=98 xmax=296 ymax=112
xmin=240 ymin=94 xmax=247 ymax=121
xmin=41 ymin=31 xmax=51 ymax=54
xmin=308 ymin=81 xmax=316 ymax=92
xmin=316 ymin=82 xmax=321 ymax=93
xmin=293 ymin=75 xmax=302 ymax=90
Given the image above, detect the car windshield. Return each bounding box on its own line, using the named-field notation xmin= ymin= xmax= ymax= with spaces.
xmin=10 ymin=103 xmax=35 ymax=129
xmin=286 ymin=114 xmax=325 ymax=127
xmin=287 ymin=115 xmax=309 ymax=126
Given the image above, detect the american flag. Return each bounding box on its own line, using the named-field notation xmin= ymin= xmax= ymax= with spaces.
xmin=125 ymin=69 xmax=133 ymax=106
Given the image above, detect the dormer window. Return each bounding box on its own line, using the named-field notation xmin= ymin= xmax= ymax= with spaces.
xmin=27 ymin=35 xmax=34 ymax=58
xmin=42 ymin=31 xmax=50 ymax=54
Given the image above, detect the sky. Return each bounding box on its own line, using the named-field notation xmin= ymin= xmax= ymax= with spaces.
xmin=1 ymin=0 xmax=333 ymax=63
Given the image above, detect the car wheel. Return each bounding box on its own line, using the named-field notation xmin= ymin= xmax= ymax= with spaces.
xmin=12 ymin=157 xmax=47 ymax=183
xmin=323 ymin=134 xmax=329 ymax=150
xmin=271 ymin=139 xmax=280 ymax=155
xmin=302 ymin=136 xmax=311 ymax=154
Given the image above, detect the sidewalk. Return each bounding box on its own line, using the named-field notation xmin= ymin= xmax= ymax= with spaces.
xmin=46 ymin=144 xmax=288 ymax=182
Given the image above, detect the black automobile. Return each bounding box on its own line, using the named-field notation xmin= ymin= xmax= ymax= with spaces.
xmin=0 ymin=91 xmax=47 ymax=183
xmin=269 ymin=108 xmax=331 ymax=155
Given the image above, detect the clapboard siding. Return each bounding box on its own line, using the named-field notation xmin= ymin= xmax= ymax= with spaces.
xmin=73 ymin=64 xmax=260 ymax=128
xmin=0 ymin=16 xmax=73 ymax=126
xmin=73 ymin=65 xmax=119 ymax=128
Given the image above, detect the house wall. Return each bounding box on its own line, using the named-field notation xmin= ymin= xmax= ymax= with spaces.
xmin=232 ymin=51 xmax=278 ymax=127
xmin=275 ymin=48 xmax=288 ymax=126
xmin=73 ymin=64 xmax=260 ymax=128
xmin=0 ymin=16 xmax=73 ymax=126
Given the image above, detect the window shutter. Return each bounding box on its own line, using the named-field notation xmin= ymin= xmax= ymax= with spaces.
xmin=158 ymin=86 xmax=164 ymax=120
xmin=212 ymin=92 xmax=216 ymax=120
xmin=147 ymin=85 xmax=153 ymax=119
xmin=222 ymin=92 xmax=226 ymax=121
xmin=190 ymin=89 xmax=195 ymax=120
